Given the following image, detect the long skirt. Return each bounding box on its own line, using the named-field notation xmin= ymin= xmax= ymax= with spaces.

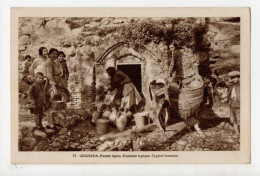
xmin=44 ymin=77 xmax=70 ymax=111
xmin=113 ymin=82 xmax=142 ymax=110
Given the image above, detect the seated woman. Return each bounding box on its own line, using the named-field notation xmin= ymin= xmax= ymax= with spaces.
xmin=45 ymin=48 xmax=70 ymax=129
xmin=106 ymin=67 xmax=142 ymax=113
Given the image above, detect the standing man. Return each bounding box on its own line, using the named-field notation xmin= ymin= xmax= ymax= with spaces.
xmin=227 ymin=71 xmax=240 ymax=135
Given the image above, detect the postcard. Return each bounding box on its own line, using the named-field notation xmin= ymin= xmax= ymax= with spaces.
xmin=11 ymin=7 xmax=250 ymax=164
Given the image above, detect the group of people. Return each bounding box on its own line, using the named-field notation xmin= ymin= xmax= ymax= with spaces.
xmin=22 ymin=46 xmax=240 ymax=136
xmin=24 ymin=47 xmax=143 ymax=133
xmin=25 ymin=47 xmax=70 ymax=131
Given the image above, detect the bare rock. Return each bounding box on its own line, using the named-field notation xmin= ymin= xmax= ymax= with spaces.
xmin=114 ymin=139 xmax=121 ymax=146
xmin=113 ymin=19 xmax=125 ymax=24
xmin=18 ymin=45 xmax=27 ymax=52
xmin=68 ymin=47 xmax=76 ymax=57
xmin=19 ymin=35 xmax=30 ymax=45
xmin=58 ymin=128 xmax=68 ymax=135
xmin=21 ymin=145 xmax=32 ymax=151
xmin=101 ymin=18 xmax=111 ymax=25
xmin=229 ymin=45 xmax=240 ymax=55
xmin=52 ymin=141 xmax=60 ymax=148
xmin=176 ymin=145 xmax=185 ymax=151
xmin=70 ymin=143 xmax=77 ymax=149
xmin=21 ymin=137 xmax=37 ymax=147
xmin=21 ymin=25 xmax=34 ymax=35
xmin=69 ymin=118 xmax=79 ymax=127
xmin=90 ymin=137 xmax=99 ymax=144
xmin=60 ymin=38 xmax=72 ymax=48
xmin=60 ymin=135 xmax=66 ymax=139
xmin=97 ymin=143 xmax=109 ymax=151
xmin=33 ymin=129 xmax=47 ymax=139
xmin=177 ymin=140 xmax=188 ymax=146
xmin=104 ymin=141 xmax=114 ymax=147
xmin=99 ymin=136 xmax=107 ymax=142
xmin=45 ymin=128 xmax=57 ymax=136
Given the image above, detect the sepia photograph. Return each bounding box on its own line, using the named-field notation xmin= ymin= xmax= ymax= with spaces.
xmin=10 ymin=8 xmax=250 ymax=164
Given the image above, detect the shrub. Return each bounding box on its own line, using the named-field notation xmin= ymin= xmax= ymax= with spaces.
xmin=119 ymin=18 xmax=210 ymax=53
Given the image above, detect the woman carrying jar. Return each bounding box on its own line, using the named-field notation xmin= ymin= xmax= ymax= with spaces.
xmin=45 ymin=48 xmax=70 ymax=129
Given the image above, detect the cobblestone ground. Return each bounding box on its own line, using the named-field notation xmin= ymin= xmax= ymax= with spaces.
xmin=139 ymin=127 xmax=239 ymax=151
xmin=19 ymin=103 xmax=239 ymax=151
xmin=139 ymin=104 xmax=239 ymax=151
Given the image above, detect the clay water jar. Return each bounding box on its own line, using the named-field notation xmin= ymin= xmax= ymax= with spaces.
xmin=102 ymin=108 xmax=111 ymax=119
xmin=125 ymin=109 xmax=133 ymax=119
xmin=92 ymin=108 xmax=100 ymax=124
xmin=109 ymin=108 xmax=117 ymax=125
xmin=116 ymin=111 xmax=127 ymax=132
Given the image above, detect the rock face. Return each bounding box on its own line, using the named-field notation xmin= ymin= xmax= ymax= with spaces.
xmin=206 ymin=20 xmax=240 ymax=75
xmin=18 ymin=17 xmax=240 ymax=111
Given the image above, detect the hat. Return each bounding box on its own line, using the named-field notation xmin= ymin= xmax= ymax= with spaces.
xmin=228 ymin=71 xmax=240 ymax=77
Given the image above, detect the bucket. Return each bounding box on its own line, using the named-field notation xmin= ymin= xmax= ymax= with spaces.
xmin=51 ymin=100 xmax=66 ymax=111
xmin=96 ymin=119 xmax=109 ymax=135
xmin=134 ymin=112 xmax=146 ymax=129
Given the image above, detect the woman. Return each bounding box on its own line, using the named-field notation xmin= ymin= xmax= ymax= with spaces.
xmin=57 ymin=51 xmax=69 ymax=86
xmin=29 ymin=47 xmax=48 ymax=76
xmin=45 ymin=48 xmax=70 ymax=129
xmin=106 ymin=67 xmax=142 ymax=112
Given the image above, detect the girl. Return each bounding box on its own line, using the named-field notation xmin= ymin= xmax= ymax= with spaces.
xmin=29 ymin=47 xmax=48 ymax=76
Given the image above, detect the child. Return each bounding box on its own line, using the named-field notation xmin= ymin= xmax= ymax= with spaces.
xmin=22 ymin=55 xmax=32 ymax=74
xmin=28 ymin=72 xmax=46 ymax=131
xmin=227 ymin=71 xmax=240 ymax=135
xmin=57 ymin=51 xmax=69 ymax=84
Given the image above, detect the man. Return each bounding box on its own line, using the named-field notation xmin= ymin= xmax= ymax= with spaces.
xmin=227 ymin=71 xmax=240 ymax=134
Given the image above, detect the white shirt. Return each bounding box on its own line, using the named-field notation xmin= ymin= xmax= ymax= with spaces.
xmin=231 ymin=87 xmax=236 ymax=99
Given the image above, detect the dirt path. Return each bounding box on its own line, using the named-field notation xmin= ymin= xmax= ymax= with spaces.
xmin=19 ymin=104 xmax=239 ymax=151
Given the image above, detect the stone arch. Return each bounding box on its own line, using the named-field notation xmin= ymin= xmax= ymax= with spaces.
xmin=116 ymin=53 xmax=144 ymax=62
xmin=95 ymin=41 xmax=161 ymax=64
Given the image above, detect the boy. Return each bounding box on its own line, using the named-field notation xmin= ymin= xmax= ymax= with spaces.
xmin=28 ymin=72 xmax=46 ymax=131
xmin=227 ymin=71 xmax=240 ymax=134
xmin=22 ymin=55 xmax=32 ymax=74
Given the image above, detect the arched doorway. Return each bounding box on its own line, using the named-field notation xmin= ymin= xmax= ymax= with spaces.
xmin=117 ymin=63 xmax=142 ymax=92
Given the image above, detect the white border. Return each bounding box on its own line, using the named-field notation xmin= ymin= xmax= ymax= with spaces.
xmin=1 ymin=0 xmax=260 ymax=176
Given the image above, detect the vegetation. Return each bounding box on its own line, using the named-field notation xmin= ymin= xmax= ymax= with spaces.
xmin=119 ymin=18 xmax=210 ymax=53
